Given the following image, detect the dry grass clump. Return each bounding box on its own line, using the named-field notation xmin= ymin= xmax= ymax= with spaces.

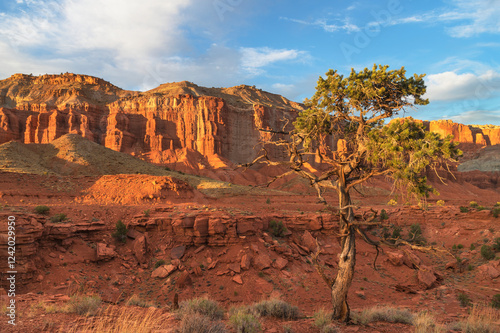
xmin=63 ymin=305 xmax=169 ymax=333
xmin=229 ymin=307 xmax=261 ymax=333
xmin=126 ymin=294 xmax=155 ymax=308
xmin=177 ymin=297 xmax=225 ymax=320
xmin=179 ymin=312 xmax=228 ymax=333
xmin=414 ymin=312 xmax=445 ymax=333
xmin=452 ymin=304 xmax=500 ymax=333
xmin=66 ymin=295 xmax=102 ymax=316
xmin=251 ymin=298 xmax=299 ymax=320
xmin=313 ymin=308 xmax=339 ymax=333
xmin=351 ymin=306 xmax=414 ymax=325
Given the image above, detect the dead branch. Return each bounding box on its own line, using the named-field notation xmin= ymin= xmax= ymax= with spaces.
xmin=312 ymin=239 xmax=335 ymax=288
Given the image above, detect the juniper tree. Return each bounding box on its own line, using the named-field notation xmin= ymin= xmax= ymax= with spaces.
xmin=244 ymin=64 xmax=460 ymax=322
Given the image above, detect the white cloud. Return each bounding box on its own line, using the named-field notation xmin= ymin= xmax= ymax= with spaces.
xmin=424 ymin=70 xmax=500 ymax=101
xmin=280 ymin=17 xmax=360 ymax=34
xmin=448 ymin=110 xmax=500 ymax=125
xmin=240 ymin=47 xmax=308 ymax=75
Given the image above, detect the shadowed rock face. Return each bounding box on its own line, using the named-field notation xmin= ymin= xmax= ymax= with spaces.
xmin=0 ymin=74 xmax=302 ymax=166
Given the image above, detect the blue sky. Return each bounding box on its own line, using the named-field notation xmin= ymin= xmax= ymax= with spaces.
xmin=0 ymin=0 xmax=499 ymax=125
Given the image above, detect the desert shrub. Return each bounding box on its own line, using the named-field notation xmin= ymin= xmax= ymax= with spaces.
xmin=387 ymin=199 xmax=397 ymax=206
xmin=266 ymin=198 xmax=271 ymax=204
xmin=470 ymin=201 xmax=479 ymax=208
xmin=351 ymin=306 xmax=414 ymax=325
xmin=477 ymin=205 xmax=487 ymax=211
xmin=408 ymin=223 xmax=426 ymax=245
xmin=143 ymin=209 xmax=150 ymax=217
xmin=481 ymin=245 xmax=495 ymax=260
xmin=436 ymin=200 xmax=445 ymax=206
xmin=50 ymin=213 xmax=67 ymax=223
xmin=380 ymin=209 xmax=389 ymax=220
xmin=154 ymin=259 xmax=166 ymax=268
xmin=313 ymin=309 xmax=339 ymax=332
xmin=67 ymin=295 xmax=102 ymax=316
xmin=179 ymin=313 xmax=227 ymax=333
xmin=178 ymin=297 xmax=225 ymax=320
xmin=251 ymin=298 xmax=299 ymax=320
xmin=460 ymin=206 xmax=469 ymax=213
xmin=229 ymin=308 xmax=261 ymax=333
xmin=493 ymin=208 xmax=500 ymax=218
xmin=112 ymin=220 xmax=128 ymax=243
xmin=491 ymin=294 xmax=500 ymax=309
xmin=414 ymin=312 xmax=444 ymax=333
xmin=268 ymin=220 xmax=288 ymax=238
xmin=470 ymin=243 xmax=477 ymax=251
xmin=458 ymin=293 xmax=472 ymax=307
xmin=382 ymin=226 xmax=402 ymax=244
xmin=126 ymin=295 xmax=154 ymax=308
xmin=34 ymin=205 xmax=50 ymax=215
xmin=492 ymin=238 xmax=500 ymax=252
xmin=453 ymin=304 xmax=500 ymax=333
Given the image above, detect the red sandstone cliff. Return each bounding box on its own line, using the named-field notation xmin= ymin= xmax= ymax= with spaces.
xmin=0 ymin=74 xmax=302 ymax=167
xmin=425 ymin=119 xmax=500 ymax=146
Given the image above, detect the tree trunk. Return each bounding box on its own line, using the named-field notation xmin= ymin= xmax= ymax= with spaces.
xmin=331 ymin=180 xmax=356 ymax=322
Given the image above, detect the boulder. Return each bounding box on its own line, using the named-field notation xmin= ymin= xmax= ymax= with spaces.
xmin=95 ymin=243 xmax=116 ymax=261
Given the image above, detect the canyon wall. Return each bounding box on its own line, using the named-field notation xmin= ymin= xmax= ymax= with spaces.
xmin=0 ymin=74 xmax=301 ymax=166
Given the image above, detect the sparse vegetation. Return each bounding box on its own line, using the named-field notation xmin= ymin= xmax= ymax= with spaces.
xmin=313 ymin=308 xmax=339 ymax=332
xmin=66 ymin=295 xmax=102 ymax=316
xmin=179 ymin=312 xmax=228 ymax=333
xmin=414 ymin=312 xmax=444 ymax=333
xmin=126 ymin=294 xmax=154 ymax=308
xmin=251 ymin=298 xmax=299 ymax=320
xmin=269 ymin=220 xmax=288 ymax=238
xmin=229 ymin=307 xmax=261 ymax=333
xmin=460 ymin=206 xmax=469 ymax=213
xmin=266 ymin=198 xmax=271 ymax=204
xmin=492 ymin=294 xmax=500 ymax=309
xmin=178 ymin=297 xmax=225 ymax=320
xmin=458 ymin=293 xmax=472 ymax=307
xmin=436 ymin=200 xmax=445 ymax=206
xmin=112 ymin=220 xmax=128 ymax=243
xmin=351 ymin=306 xmax=414 ymax=325
xmin=492 ymin=238 xmax=500 ymax=252
xmin=387 ymin=199 xmax=397 ymax=206
xmin=452 ymin=304 xmax=500 ymax=333
xmin=408 ymin=223 xmax=426 ymax=245
xmin=493 ymin=208 xmax=500 ymax=218
xmin=154 ymin=259 xmax=166 ymax=268
xmin=481 ymin=245 xmax=495 ymax=260
xmin=380 ymin=209 xmax=389 ymax=220
xmin=470 ymin=201 xmax=479 ymax=208
xmin=34 ymin=205 xmax=50 ymax=215
xmin=50 ymin=213 xmax=67 ymax=223
xmin=143 ymin=209 xmax=151 ymax=217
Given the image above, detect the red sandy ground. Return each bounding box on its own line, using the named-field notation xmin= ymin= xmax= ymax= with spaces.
xmin=0 ymin=170 xmax=499 ymax=333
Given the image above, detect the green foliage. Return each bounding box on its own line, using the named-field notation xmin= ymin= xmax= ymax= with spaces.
xmin=34 ymin=205 xmax=50 ymax=215
xmin=460 ymin=206 xmax=469 ymax=213
xmin=491 ymin=294 xmax=500 ymax=309
xmin=268 ymin=220 xmax=288 ymax=238
xmin=266 ymin=198 xmax=271 ymax=204
xmin=492 ymin=208 xmax=500 ymax=218
xmin=408 ymin=223 xmax=426 ymax=245
xmin=470 ymin=201 xmax=479 ymax=208
xmin=380 ymin=209 xmax=389 ymax=220
xmin=492 ymin=238 xmax=500 ymax=252
xmin=457 ymin=293 xmax=472 ymax=307
xmin=143 ymin=209 xmax=150 ymax=217
xmin=481 ymin=245 xmax=495 ymax=261
xmin=50 ymin=213 xmax=67 ymax=223
xmin=154 ymin=259 xmax=166 ymax=268
xmin=470 ymin=243 xmax=476 ymax=251
xmin=112 ymin=220 xmax=128 ymax=243
xmin=365 ymin=119 xmax=460 ymax=198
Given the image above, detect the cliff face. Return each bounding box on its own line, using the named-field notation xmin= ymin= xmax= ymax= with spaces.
xmin=426 ymin=119 xmax=500 ymax=146
xmin=0 ymin=74 xmax=302 ymax=166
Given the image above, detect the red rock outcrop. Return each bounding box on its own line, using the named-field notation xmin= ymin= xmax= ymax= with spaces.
xmin=0 ymin=74 xmax=302 ymax=167
xmin=425 ymin=119 xmax=500 ymax=146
